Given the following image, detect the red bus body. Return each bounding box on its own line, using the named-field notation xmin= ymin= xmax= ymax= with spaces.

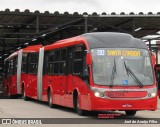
xmin=3 ymin=51 xmax=18 ymax=96
xmin=3 ymin=45 xmax=41 ymax=97
xmin=42 ymin=35 xmax=157 ymax=111
xmin=4 ymin=32 xmax=158 ymax=116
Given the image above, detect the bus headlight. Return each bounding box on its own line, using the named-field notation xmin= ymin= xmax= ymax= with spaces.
xmin=151 ymin=92 xmax=156 ymax=97
xmin=94 ymin=91 xmax=105 ymax=98
xmin=94 ymin=92 xmax=100 ymax=97
xmin=148 ymin=92 xmax=156 ymax=97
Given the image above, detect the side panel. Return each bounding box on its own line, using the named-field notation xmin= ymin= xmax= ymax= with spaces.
xmin=37 ymin=47 xmax=44 ymax=101
xmin=17 ymin=50 xmax=22 ymax=94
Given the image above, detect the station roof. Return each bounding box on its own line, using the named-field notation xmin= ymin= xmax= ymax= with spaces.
xmin=0 ymin=9 xmax=160 ymax=58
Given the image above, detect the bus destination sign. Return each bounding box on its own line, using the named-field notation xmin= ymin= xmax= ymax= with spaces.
xmin=107 ymin=50 xmax=141 ymax=57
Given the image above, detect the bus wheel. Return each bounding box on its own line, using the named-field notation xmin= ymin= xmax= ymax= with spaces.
xmin=75 ymin=96 xmax=86 ymax=116
xmin=22 ymin=87 xmax=28 ymax=101
xmin=48 ymin=90 xmax=55 ymax=108
xmin=125 ymin=110 xmax=137 ymax=116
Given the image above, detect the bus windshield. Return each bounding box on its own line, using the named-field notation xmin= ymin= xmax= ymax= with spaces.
xmin=91 ymin=48 xmax=154 ymax=86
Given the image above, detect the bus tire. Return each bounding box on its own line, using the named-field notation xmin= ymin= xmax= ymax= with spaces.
xmin=48 ymin=90 xmax=55 ymax=108
xmin=22 ymin=87 xmax=28 ymax=101
xmin=75 ymin=95 xmax=86 ymax=116
xmin=125 ymin=110 xmax=137 ymax=116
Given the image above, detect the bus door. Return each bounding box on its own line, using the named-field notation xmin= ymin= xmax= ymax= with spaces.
xmin=66 ymin=45 xmax=87 ymax=106
xmin=21 ymin=53 xmax=29 ymax=95
xmin=66 ymin=46 xmax=74 ymax=107
xmin=27 ymin=53 xmax=39 ymax=99
xmin=47 ymin=50 xmax=59 ymax=104
xmin=67 ymin=44 xmax=90 ymax=109
xmin=59 ymin=48 xmax=67 ymax=106
xmin=47 ymin=49 xmax=67 ymax=105
xmin=52 ymin=49 xmax=67 ymax=106
xmin=9 ymin=58 xmax=17 ymax=95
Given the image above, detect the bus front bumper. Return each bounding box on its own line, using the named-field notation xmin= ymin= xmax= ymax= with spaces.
xmin=90 ymin=96 xmax=158 ymax=111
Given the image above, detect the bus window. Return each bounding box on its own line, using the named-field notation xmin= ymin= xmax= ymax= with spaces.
xmin=61 ymin=49 xmax=67 ymax=61
xmin=48 ymin=48 xmax=67 ymax=75
xmin=54 ymin=63 xmax=60 ymax=74
xmin=28 ymin=53 xmax=39 ymax=74
xmin=91 ymin=48 xmax=154 ymax=86
xmin=60 ymin=49 xmax=67 ymax=74
xmin=48 ymin=51 xmax=54 ymax=75
xmin=60 ymin=62 xmax=66 ymax=74
xmin=4 ymin=61 xmax=9 ymax=78
xmin=73 ymin=45 xmax=85 ymax=75
xmin=55 ymin=50 xmax=61 ymax=61
xmin=10 ymin=59 xmax=14 ymax=76
xmin=22 ymin=53 xmax=27 ymax=73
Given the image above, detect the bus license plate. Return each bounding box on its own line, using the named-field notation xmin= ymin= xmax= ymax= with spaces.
xmin=106 ymin=91 xmax=125 ymax=98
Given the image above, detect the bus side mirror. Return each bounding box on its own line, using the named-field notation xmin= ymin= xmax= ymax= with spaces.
xmin=86 ymin=53 xmax=92 ymax=65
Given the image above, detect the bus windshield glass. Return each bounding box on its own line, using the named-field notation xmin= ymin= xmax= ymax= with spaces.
xmin=91 ymin=48 xmax=154 ymax=86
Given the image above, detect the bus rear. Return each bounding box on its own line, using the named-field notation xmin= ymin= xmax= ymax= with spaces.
xmin=3 ymin=53 xmax=18 ymax=97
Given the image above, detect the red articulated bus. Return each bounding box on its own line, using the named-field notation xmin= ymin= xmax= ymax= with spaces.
xmin=4 ymin=32 xmax=158 ymax=116
xmin=3 ymin=45 xmax=42 ymax=97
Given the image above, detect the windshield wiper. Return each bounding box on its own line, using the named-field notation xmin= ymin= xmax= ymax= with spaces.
xmin=124 ymin=61 xmax=143 ymax=88
xmin=110 ymin=58 xmax=117 ymax=88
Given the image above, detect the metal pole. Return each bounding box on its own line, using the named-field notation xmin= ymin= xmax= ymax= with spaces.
xmin=84 ymin=17 xmax=88 ymax=33
xmin=36 ymin=16 xmax=39 ymax=33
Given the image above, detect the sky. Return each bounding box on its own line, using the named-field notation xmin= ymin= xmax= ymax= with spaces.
xmin=0 ymin=0 xmax=160 ymax=14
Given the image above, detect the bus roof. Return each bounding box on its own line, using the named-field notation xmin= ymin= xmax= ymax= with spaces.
xmin=81 ymin=32 xmax=148 ymax=49
xmin=22 ymin=45 xmax=42 ymax=52
xmin=5 ymin=45 xmax=41 ymax=61
xmin=45 ymin=32 xmax=148 ymax=51
xmin=44 ymin=36 xmax=86 ymax=50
